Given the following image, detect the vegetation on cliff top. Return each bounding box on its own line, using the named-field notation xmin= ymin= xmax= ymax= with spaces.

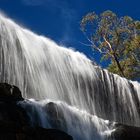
xmin=80 ymin=10 xmax=140 ymax=80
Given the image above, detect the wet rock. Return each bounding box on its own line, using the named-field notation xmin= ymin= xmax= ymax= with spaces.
xmin=44 ymin=102 xmax=67 ymax=130
xmin=0 ymin=121 xmax=73 ymax=140
xmin=0 ymin=83 xmax=23 ymax=102
xmin=0 ymin=83 xmax=73 ymax=140
xmin=111 ymin=123 xmax=140 ymax=140
xmin=0 ymin=83 xmax=28 ymax=126
xmin=23 ymin=126 xmax=73 ymax=140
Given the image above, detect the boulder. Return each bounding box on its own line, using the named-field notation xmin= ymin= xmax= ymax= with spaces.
xmin=111 ymin=123 xmax=140 ymax=140
xmin=0 ymin=121 xmax=73 ymax=140
xmin=0 ymin=83 xmax=23 ymax=101
xmin=0 ymin=83 xmax=28 ymax=126
xmin=0 ymin=83 xmax=73 ymax=140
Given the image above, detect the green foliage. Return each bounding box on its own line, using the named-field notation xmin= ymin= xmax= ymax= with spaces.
xmin=108 ymin=35 xmax=140 ymax=79
xmin=80 ymin=10 xmax=140 ymax=80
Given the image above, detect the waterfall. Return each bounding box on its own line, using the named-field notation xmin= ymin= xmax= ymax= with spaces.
xmin=18 ymin=99 xmax=114 ymax=140
xmin=0 ymin=13 xmax=140 ymax=140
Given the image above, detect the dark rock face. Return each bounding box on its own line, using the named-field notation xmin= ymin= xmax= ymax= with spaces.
xmin=45 ymin=102 xmax=67 ymax=130
xmin=111 ymin=123 xmax=140 ymax=140
xmin=0 ymin=83 xmax=73 ymax=140
xmin=0 ymin=83 xmax=24 ymax=102
xmin=0 ymin=83 xmax=27 ymax=126
xmin=2 ymin=82 xmax=140 ymax=140
xmin=0 ymin=121 xmax=73 ymax=140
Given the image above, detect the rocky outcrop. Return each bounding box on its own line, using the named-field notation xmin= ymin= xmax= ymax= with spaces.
xmin=0 ymin=121 xmax=73 ymax=140
xmin=0 ymin=83 xmax=73 ymax=140
xmin=111 ymin=123 xmax=140 ymax=140
xmin=2 ymin=82 xmax=140 ymax=140
xmin=0 ymin=83 xmax=27 ymax=126
xmin=0 ymin=83 xmax=24 ymax=102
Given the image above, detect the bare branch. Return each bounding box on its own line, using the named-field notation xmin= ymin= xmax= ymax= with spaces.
xmin=83 ymin=32 xmax=95 ymax=45
xmin=79 ymin=41 xmax=92 ymax=47
xmin=92 ymin=44 xmax=108 ymax=54
xmin=82 ymin=32 xmax=110 ymax=54
xmin=103 ymin=36 xmax=113 ymax=51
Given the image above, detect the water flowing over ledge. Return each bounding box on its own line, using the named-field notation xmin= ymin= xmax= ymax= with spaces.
xmin=18 ymin=99 xmax=114 ymax=140
xmin=0 ymin=13 xmax=140 ymax=140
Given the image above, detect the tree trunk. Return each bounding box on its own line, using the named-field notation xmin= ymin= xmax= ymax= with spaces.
xmin=112 ymin=53 xmax=125 ymax=77
xmin=103 ymin=36 xmax=125 ymax=77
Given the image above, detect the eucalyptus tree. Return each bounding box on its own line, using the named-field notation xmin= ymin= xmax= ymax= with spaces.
xmin=80 ymin=10 xmax=140 ymax=79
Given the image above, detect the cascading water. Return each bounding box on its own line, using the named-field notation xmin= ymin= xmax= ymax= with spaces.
xmin=18 ymin=99 xmax=114 ymax=140
xmin=0 ymin=13 xmax=140 ymax=140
